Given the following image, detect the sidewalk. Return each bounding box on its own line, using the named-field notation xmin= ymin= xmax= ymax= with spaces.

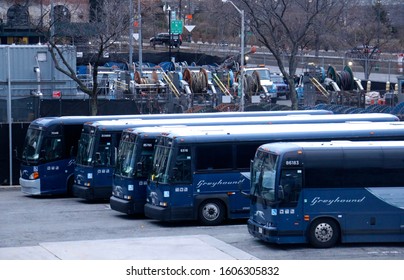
xmin=0 ymin=235 xmax=257 ymax=260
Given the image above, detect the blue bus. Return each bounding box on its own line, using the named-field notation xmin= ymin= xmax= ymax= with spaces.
xmin=144 ymin=122 xmax=404 ymax=226
xmin=248 ymin=140 xmax=404 ymax=248
xmin=76 ymin=113 xmax=396 ymax=201
xmin=110 ymin=113 xmax=399 ymax=215
xmin=20 ymin=110 xmax=331 ymax=196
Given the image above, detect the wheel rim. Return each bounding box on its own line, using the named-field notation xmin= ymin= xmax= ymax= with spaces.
xmin=314 ymin=222 xmax=334 ymax=243
xmin=202 ymin=203 xmax=220 ymax=221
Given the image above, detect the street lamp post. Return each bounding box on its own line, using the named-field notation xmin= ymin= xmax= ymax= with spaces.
xmin=376 ymin=0 xmax=381 ymax=46
xmin=222 ymin=0 xmax=244 ymax=111
xmin=138 ymin=0 xmax=143 ymax=77
xmin=167 ymin=6 xmax=172 ymax=64
xmin=129 ymin=0 xmax=133 ymax=71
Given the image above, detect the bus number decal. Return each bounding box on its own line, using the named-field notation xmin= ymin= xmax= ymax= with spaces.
xmin=46 ymin=165 xmax=60 ymax=171
xmin=279 ymin=209 xmax=295 ymax=215
xmin=285 ymin=160 xmax=299 ymax=166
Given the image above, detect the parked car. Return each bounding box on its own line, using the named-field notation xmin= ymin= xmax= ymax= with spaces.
xmin=270 ymin=74 xmax=290 ymax=99
xmin=150 ymin=33 xmax=182 ymax=48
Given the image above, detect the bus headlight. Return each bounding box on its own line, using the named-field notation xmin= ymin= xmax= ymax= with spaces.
xmin=29 ymin=172 xmax=39 ymax=180
xmin=159 ymin=202 xmax=168 ymax=207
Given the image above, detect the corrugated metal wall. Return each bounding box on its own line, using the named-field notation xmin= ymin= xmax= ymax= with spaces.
xmin=0 ymin=45 xmax=77 ymax=99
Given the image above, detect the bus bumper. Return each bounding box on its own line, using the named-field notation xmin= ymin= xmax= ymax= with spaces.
xmin=144 ymin=203 xmax=172 ymax=221
xmin=110 ymin=196 xmax=144 ymax=215
xmin=19 ymin=177 xmax=41 ymax=195
xmin=144 ymin=203 xmax=194 ymax=221
xmin=73 ymin=184 xmax=112 ymax=200
xmin=247 ymin=219 xmax=279 ymax=243
xmin=73 ymin=184 xmax=95 ymax=200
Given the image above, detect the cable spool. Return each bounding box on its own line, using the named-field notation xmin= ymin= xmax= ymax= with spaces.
xmin=183 ymin=68 xmax=209 ymax=94
xmin=135 ymin=71 xmax=158 ymax=84
xmin=327 ymin=65 xmax=355 ymax=91
xmin=134 ymin=70 xmax=159 ymax=84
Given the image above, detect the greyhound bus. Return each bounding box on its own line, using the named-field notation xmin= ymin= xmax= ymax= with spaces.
xmin=74 ymin=113 xmax=397 ymax=201
xmin=20 ymin=109 xmax=331 ymax=196
xmin=248 ymin=140 xmax=404 ymax=248
xmin=144 ymin=122 xmax=404 ymax=226
xmin=110 ymin=113 xmax=399 ymax=215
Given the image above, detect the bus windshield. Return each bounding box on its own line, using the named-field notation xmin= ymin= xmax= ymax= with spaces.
xmin=115 ymin=139 xmax=136 ymax=178
xmin=251 ymin=150 xmax=278 ymax=202
xmin=151 ymin=143 xmax=173 ymax=184
xmin=22 ymin=128 xmax=43 ymax=162
xmin=76 ymin=132 xmax=95 ymax=166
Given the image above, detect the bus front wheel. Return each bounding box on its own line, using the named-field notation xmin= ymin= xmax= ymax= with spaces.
xmin=308 ymin=218 xmax=339 ymax=248
xmin=198 ymin=200 xmax=225 ymax=226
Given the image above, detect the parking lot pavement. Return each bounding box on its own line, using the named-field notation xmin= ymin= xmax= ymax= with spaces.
xmin=0 ymin=235 xmax=257 ymax=260
xmin=0 ymin=185 xmax=256 ymax=260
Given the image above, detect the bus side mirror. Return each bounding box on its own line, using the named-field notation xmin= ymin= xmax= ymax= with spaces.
xmin=13 ymin=148 xmax=19 ymax=160
xmin=170 ymin=167 xmax=179 ymax=181
xmin=114 ymin=147 xmax=117 ymax=165
xmin=136 ymin=162 xmax=143 ymax=173
xmin=95 ymin=152 xmax=101 ymax=164
xmin=39 ymin=149 xmax=46 ymax=162
xmin=278 ymin=186 xmax=285 ymax=200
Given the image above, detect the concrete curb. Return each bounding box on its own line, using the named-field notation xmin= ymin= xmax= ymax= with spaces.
xmin=0 ymin=185 xmax=20 ymax=190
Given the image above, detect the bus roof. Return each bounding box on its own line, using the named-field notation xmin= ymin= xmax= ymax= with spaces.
xmin=27 ymin=109 xmax=335 ymax=128
xmin=257 ymin=140 xmax=404 ymax=158
xmin=94 ymin=112 xmax=398 ymax=134
xmin=258 ymin=140 xmax=404 ymax=154
xmin=28 ymin=115 xmax=142 ymax=128
xmin=160 ymin=122 xmax=404 ymax=143
xmin=123 ymin=125 xmax=189 ymax=138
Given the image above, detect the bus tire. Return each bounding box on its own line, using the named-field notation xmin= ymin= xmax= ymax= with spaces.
xmin=308 ymin=218 xmax=339 ymax=248
xmin=198 ymin=200 xmax=225 ymax=226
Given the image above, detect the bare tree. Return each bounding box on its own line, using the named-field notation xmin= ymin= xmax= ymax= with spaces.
xmin=342 ymin=2 xmax=393 ymax=80
xmin=42 ymin=0 xmax=130 ymax=115
xmin=238 ymin=0 xmax=345 ymax=109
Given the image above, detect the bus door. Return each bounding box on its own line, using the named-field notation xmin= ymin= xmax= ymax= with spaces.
xmin=39 ymin=136 xmax=66 ymax=194
xmin=92 ymin=132 xmax=117 ymax=197
xmin=276 ymin=168 xmax=304 ymax=237
xmin=148 ymin=144 xmax=193 ymax=220
xmin=168 ymin=146 xmax=193 ymax=218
